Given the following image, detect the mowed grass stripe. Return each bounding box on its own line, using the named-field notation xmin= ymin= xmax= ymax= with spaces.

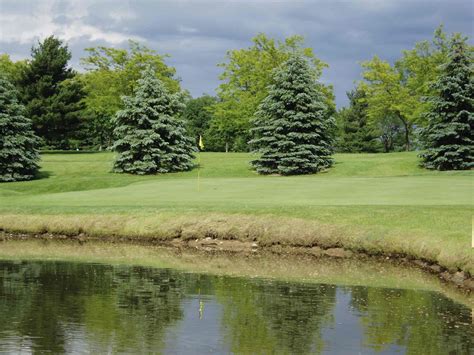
xmin=5 ymin=175 xmax=472 ymax=207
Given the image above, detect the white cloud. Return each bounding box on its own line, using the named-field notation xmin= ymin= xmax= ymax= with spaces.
xmin=0 ymin=0 xmax=57 ymax=44
xmin=58 ymin=22 xmax=142 ymax=44
xmin=0 ymin=0 xmax=141 ymax=45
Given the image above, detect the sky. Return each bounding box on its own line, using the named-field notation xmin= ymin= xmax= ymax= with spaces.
xmin=0 ymin=0 xmax=472 ymax=107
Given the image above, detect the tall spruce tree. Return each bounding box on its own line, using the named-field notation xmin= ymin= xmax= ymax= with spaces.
xmin=421 ymin=36 xmax=473 ymax=170
xmin=250 ymin=55 xmax=334 ymax=175
xmin=336 ymin=88 xmax=380 ymax=153
xmin=19 ymin=36 xmax=85 ymax=149
xmin=0 ymin=76 xmax=40 ymax=182
xmin=112 ymin=67 xmax=195 ymax=174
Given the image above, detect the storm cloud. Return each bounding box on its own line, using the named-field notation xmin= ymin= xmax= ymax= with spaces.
xmin=0 ymin=0 xmax=472 ymax=106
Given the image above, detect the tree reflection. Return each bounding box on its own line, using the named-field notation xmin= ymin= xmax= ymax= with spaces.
xmin=0 ymin=261 xmax=472 ymax=354
xmin=349 ymin=286 xmax=473 ymax=354
xmin=0 ymin=262 xmax=184 ymax=353
xmin=215 ymin=277 xmax=337 ymax=353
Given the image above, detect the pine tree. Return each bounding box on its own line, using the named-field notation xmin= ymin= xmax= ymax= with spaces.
xmin=19 ymin=36 xmax=85 ymax=149
xmin=0 ymin=76 xmax=40 ymax=182
xmin=336 ymin=88 xmax=380 ymax=153
xmin=112 ymin=67 xmax=195 ymax=174
xmin=421 ymin=36 xmax=473 ymax=170
xmin=250 ymin=55 xmax=334 ymax=175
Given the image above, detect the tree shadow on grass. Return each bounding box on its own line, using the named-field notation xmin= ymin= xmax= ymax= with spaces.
xmin=35 ymin=170 xmax=52 ymax=180
xmin=40 ymin=150 xmax=104 ymax=154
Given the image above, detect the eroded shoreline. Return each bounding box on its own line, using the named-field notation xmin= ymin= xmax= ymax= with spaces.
xmin=1 ymin=231 xmax=472 ymax=292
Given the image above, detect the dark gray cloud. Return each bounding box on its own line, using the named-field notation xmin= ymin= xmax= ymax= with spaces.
xmin=0 ymin=0 xmax=472 ymax=106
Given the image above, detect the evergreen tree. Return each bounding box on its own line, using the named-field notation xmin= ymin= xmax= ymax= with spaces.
xmin=19 ymin=36 xmax=85 ymax=149
xmin=80 ymin=41 xmax=181 ymax=150
xmin=112 ymin=67 xmax=195 ymax=174
xmin=336 ymin=88 xmax=380 ymax=153
xmin=421 ymin=36 xmax=473 ymax=170
xmin=250 ymin=55 xmax=334 ymax=175
xmin=0 ymin=75 xmax=40 ymax=182
xmin=214 ymin=34 xmax=330 ymax=153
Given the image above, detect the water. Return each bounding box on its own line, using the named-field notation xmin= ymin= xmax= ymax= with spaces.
xmin=0 ymin=260 xmax=472 ymax=354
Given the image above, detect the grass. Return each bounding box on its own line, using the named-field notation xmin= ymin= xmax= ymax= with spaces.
xmin=0 ymin=152 xmax=472 ymax=273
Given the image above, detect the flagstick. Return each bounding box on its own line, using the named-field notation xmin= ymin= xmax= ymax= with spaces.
xmin=197 ymin=150 xmax=201 ymax=192
xmin=197 ymin=135 xmax=204 ymax=192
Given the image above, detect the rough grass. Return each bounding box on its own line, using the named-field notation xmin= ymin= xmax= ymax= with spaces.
xmin=0 ymin=152 xmax=472 ymax=273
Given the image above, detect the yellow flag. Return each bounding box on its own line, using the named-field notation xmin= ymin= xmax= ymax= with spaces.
xmin=199 ymin=135 xmax=204 ymax=150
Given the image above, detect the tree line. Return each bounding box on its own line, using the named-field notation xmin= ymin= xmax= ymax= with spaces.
xmin=1 ymin=261 xmax=470 ymax=354
xmin=0 ymin=26 xmax=472 ymax=181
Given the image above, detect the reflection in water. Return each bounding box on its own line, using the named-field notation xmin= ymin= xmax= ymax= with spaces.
xmin=215 ymin=278 xmax=336 ymax=354
xmin=348 ymin=286 xmax=473 ymax=354
xmin=0 ymin=261 xmax=471 ymax=354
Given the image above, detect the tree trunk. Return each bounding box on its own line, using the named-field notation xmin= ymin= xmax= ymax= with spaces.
xmin=397 ymin=113 xmax=410 ymax=151
xmin=382 ymin=136 xmax=389 ymax=152
xmin=225 ymin=142 xmax=229 ymax=153
xmin=405 ymin=127 xmax=410 ymax=151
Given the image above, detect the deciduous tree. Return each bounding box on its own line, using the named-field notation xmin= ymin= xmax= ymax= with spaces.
xmin=360 ymin=26 xmax=451 ymax=151
xmin=182 ymin=95 xmax=217 ymax=148
xmin=0 ymin=54 xmax=27 ymax=86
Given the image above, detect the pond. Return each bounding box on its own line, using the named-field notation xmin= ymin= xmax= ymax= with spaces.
xmin=0 ymin=242 xmax=472 ymax=354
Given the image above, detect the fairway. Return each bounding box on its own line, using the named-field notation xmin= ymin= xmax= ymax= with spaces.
xmin=0 ymin=152 xmax=473 ymax=273
xmin=1 ymin=151 xmax=472 ymax=209
xmin=5 ymin=174 xmax=473 ymax=208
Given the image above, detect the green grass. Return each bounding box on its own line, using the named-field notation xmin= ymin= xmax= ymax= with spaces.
xmin=0 ymin=152 xmax=472 ymax=273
